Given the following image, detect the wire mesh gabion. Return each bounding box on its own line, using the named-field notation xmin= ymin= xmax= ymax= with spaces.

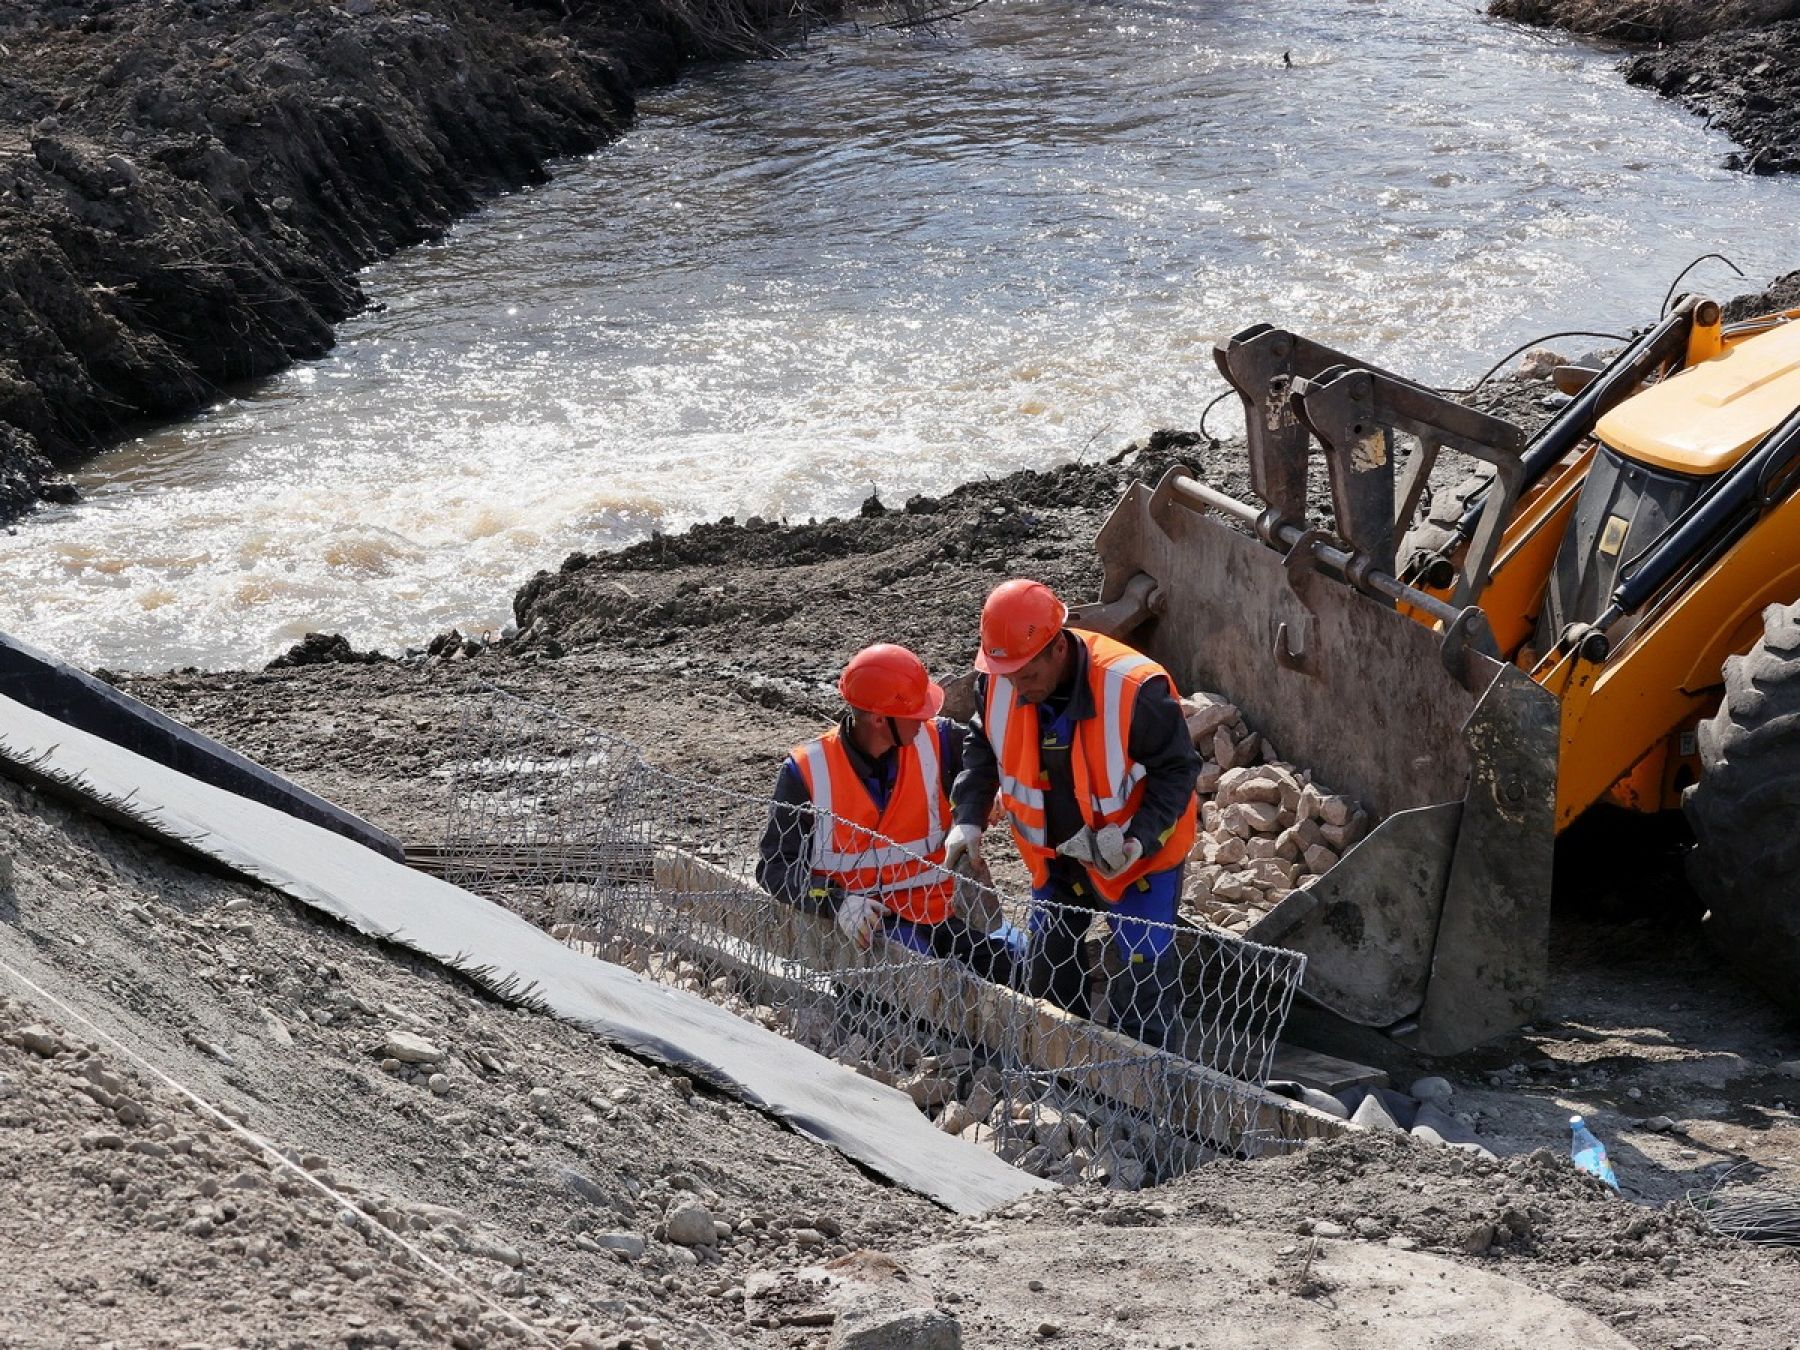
xmin=434 ymin=686 xmax=1312 ymax=1189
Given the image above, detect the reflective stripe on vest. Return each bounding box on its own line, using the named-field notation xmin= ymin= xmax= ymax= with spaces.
xmin=987 ymin=673 xmax=1047 ymax=841
xmin=789 ymin=722 xmax=954 ymax=924
xmin=985 ymin=630 xmax=1197 ymax=901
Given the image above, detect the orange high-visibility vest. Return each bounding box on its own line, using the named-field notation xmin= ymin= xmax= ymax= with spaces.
xmin=984 ymin=630 xmax=1197 ymax=902
xmin=789 ymin=722 xmax=955 ymax=925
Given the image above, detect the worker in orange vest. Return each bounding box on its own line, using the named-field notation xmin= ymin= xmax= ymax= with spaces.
xmin=757 ymin=643 xmax=1017 ymax=981
xmin=946 ymin=579 xmax=1199 ymax=1047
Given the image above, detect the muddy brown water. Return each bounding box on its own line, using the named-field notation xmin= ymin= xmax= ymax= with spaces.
xmin=4 ymin=0 xmax=1799 ymax=672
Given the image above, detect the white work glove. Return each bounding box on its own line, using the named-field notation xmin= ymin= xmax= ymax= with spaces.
xmin=834 ymin=892 xmax=888 ymax=950
xmin=943 ymin=823 xmax=984 ymax=874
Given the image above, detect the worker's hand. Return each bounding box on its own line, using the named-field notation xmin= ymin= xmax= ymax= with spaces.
xmin=943 ymin=823 xmax=984 ymax=874
xmin=834 ymin=892 xmax=888 ymax=950
xmin=1092 ymin=824 xmax=1144 ymax=880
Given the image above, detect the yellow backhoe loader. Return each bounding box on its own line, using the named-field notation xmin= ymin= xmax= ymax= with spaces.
xmin=1076 ymin=294 xmax=1800 ymax=1054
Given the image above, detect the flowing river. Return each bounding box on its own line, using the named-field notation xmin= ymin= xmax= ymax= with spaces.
xmin=5 ymin=0 xmax=1799 ymax=671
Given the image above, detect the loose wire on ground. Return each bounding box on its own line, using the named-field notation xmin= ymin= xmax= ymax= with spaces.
xmin=1687 ymin=1165 xmax=1800 ymax=1246
xmin=1197 ymin=389 xmax=1236 ymax=448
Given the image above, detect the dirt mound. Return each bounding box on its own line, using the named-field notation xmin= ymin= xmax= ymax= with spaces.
xmin=1726 ymin=267 xmax=1800 ymax=319
xmin=508 ymin=456 xmax=1183 ymax=679
xmin=1488 ymin=0 xmax=1800 ymax=41
xmin=267 ymin=632 xmax=388 ymax=670
xmin=1627 ymin=22 xmax=1800 ymax=174
xmin=0 ymin=769 xmax=949 ymax=1347
xmin=992 ymin=1131 xmax=1800 ymax=1345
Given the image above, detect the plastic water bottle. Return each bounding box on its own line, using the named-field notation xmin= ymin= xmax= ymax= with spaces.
xmin=1570 ymin=1114 xmax=1619 ymax=1191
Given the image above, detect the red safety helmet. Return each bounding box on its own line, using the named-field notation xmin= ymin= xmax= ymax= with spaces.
xmin=839 ymin=643 xmax=945 ymax=720
xmin=975 ymin=578 xmax=1068 ymax=675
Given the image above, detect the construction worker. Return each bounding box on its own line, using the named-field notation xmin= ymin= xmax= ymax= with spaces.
xmin=946 ymin=578 xmax=1199 ymax=1048
xmin=757 ymin=643 xmax=1017 ymax=981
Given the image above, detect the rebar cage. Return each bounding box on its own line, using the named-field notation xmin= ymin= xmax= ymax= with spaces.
xmin=434 ymin=685 xmax=1313 ymax=1189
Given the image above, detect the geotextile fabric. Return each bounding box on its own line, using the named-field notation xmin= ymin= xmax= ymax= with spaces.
xmin=0 ymin=692 xmax=1047 ymax=1215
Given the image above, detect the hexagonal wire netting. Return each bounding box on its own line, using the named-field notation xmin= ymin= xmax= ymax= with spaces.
xmin=434 ymin=686 xmax=1313 ymax=1188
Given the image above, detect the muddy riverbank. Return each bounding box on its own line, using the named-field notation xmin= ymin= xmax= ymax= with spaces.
xmin=1490 ymin=0 xmax=1800 ymax=172
xmin=0 ymin=0 xmax=830 ymax=521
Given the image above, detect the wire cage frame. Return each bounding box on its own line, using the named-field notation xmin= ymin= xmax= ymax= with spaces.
xmin=433 ymin=685 xmax=1315 ymax=1188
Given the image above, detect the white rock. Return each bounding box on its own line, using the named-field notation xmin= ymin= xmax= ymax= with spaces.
xmin=1409 ymin=1076 xmax=1454 ymax=1108
xmin=1213 ymin=873 xmax=1261 ymax=904
xmin=1250 ymin=859 xmax=1300 ymax=889
xmin=382 ymin=1031 xmax=443 ymax=1064
xmin=1517 ymin=347 xmax=1568 ymax=380
xmin=831 ymin=1305 xmax=962 ymax=1349
xmin=1350 ymin=1093 xmax=1400 ymax=1132
xmin=1210 ymin=835 xmax=1248 ymax=865
xmin=939 ymin=1101 xmax=976 ymax=1136
xmin=1223 ymin=801 xmax=1281 ymax=835
xmin=664 ymin=1199 xmax=718 ymax=1247
xmin=16 ymin=1025 xmax=65 ymax=1058
xmin=593 ymin=1231 xmax=645 ymax=1258
xmin=1183 ymin=696 xmax=1238 ymax=743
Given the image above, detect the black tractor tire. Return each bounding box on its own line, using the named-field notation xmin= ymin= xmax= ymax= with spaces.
xmin=1683 ymin=600 xmax=1800 ymax=1008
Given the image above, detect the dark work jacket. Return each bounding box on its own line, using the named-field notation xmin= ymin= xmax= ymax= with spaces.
xmin=952 ymin=634 xmax=1199 ymax=858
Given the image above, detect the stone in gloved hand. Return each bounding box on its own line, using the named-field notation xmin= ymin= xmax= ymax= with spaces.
xmin=835 ymin=892 xmax=888 ymax=950
xmin=1093 ymin=824 xmax=1143 ymax=879
xmin=943 ymin=822 xmax=984 ymax=873
xmin=1056 ymin=824 xmax=1144 ymax=879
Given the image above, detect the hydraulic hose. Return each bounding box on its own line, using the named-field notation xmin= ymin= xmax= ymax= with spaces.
xmin=1442 ymin=299 xmax=1703 ymax=554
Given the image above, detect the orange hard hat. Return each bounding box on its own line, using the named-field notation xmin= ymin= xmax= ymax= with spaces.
xmin=975 ymin=578 xmax=1068 ymax=675
xmin=839 ymin=643 xmax=945 ymax=720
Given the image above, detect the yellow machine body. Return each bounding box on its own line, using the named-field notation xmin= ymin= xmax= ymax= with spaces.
xmin=1083 ymin=299 xmax=1800 ymax=1053
xmin=1473 ymin=313 xmax=1800 ymax=828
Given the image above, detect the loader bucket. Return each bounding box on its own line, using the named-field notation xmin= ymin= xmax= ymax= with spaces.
xmin=1081 ymin=467 xmax=1559 ymax=1056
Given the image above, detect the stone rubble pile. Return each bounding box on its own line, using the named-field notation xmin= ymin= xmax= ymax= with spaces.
xmin=1178 ymin=692 xmax=1371 ymax=935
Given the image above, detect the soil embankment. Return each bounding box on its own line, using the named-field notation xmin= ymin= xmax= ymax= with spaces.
xmin=0 ymin=0 xmax=822 ymax=522
xmin=72 ymin=423 xmax=1800 ymax=1349
xmin=1489 ymin=0 xmax=1800 ymax=172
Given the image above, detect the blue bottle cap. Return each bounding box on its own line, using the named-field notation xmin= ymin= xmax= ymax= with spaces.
xmin=1569 ymin=1114 xmax=1583 ymax=1127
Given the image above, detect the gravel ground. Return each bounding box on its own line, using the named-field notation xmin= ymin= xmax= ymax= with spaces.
xmin=0 ymin=772 xmax=950 ymax=1349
